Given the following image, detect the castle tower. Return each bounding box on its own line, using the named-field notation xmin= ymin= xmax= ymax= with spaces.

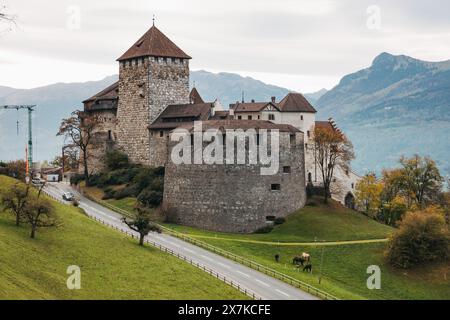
xmin=116 ymin=24 xmax=192 ymax=165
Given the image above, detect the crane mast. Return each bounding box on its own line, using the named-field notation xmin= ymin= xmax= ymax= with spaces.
xmin=1 ymin=105 xmax=36 ymax=179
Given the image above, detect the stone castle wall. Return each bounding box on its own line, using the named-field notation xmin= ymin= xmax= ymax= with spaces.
xmin=116 ymin=57 xmax=189 ymax=166
xmin=149 ymin=129 xmax=171 ymax=167
xmin=81 ymin=109 xmax=117 ymax=174
xmin=163 ymin=132 xmax=307 ymax=233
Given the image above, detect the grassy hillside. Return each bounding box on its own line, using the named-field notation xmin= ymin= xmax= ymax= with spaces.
xmin=165 ymin=198 xmax=393 ymax=243
xmin=0 ymin=176 xmax=247 ymax=300
xmin=83 ymin=187 xmax=450 ymax=300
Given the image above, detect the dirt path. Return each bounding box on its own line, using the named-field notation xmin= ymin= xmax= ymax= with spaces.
xmin=186 ymin=234 xmax=389 ymax=246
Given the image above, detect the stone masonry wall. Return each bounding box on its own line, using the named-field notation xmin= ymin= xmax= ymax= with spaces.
xmin=163 ymin=132 xmax=307 ymax=233
xmin=81 ymin=109 xmax=117 ymax=175
xmin=116 ymin=57 xmax=189 ymax=166
xmin=149 ymin=129 xmax=170 ymax=167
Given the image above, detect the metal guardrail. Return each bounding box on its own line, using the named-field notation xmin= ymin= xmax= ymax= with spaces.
xmin=82 ymin=192 xmax=339 ymax=300
xmin=87 ymin=214 xmax=261 ymax=300
xmin=43 ymin=188 xmax=260 ymax=300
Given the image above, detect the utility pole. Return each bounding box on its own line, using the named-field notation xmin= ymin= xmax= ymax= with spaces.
xmin=2 ymin=105 xmax=37 ymax=180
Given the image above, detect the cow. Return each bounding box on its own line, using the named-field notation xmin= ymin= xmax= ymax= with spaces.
xmin=292 ymin=253 xmax=311 ymax=266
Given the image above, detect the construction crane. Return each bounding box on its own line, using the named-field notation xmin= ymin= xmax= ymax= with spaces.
xmin=1 ymin=105 xmax=36 ymax=178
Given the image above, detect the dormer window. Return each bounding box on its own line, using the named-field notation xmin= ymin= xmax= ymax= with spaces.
xmin=269 ymin=114 xmax=275 ymax=121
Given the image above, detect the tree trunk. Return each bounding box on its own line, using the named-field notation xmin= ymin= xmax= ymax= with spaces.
xmin=139 ymin=234 xmax=145 ymax=246
xmin=30 ymin=224 xmax=36 ymax=239
xmin=15 ymin=213 xmax=20 ymax=226
xmin=83 ymin=151 xmax=89 ymax=185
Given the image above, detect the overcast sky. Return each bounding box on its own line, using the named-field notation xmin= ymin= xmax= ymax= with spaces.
xmin=1 ymin=0 xmax=450 ymax=93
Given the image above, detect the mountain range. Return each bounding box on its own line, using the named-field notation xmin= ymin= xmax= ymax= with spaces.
xmin=316 ymin=52 xmax=450 ymax=177
xmin=0 ymin=53 xmax=448 ymax=177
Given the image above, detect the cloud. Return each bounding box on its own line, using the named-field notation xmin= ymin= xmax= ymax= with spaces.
xmin=1 ymin=0 xmax=450 ymax=91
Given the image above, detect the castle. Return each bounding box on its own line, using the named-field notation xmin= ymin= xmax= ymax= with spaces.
xmin=82 ymin=24 xmax=359 ymax=233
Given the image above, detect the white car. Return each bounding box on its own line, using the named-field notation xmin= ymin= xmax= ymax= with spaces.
xmin=62 ymin=192 xmax=75 ymax=201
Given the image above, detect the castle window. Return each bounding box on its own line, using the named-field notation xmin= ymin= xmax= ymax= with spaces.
xmin=271 ymin=184 xmax=281 ymax=191
xmin=307 ymin=131 xmax=311 ymax=138
xmin=266 ymin=216 xmax=276 ymax=222
xmin=159 ymin=131 xmax=164 ymax=137
xmin=346 ymin=170 xmax=349 ymax=176
xmin=305 ymin=143 xmax=308 ymax=149
xmin=238 ymin=116 xmax=242 ymax=120
xmin=256 ymin=134 xmax=260 ymax=146
xmin=248 ymin=115 xmax=252 ymax=120
xmin=283 ymin=166 xmax=291 ymax=174
xmin=308 ymin=173 xmax=312 ymax=183
xmin=171 ymin=58 xmax=176 ymax=63
xmin=301 ymin=115 xmax=304 ymax=121
xmin=258 ymin=115 xmax=261 ymax=119
xmin=351 ymin=183 xmax=355 ymax=189
xmin=269 ymin=114 xmax=275 ymax=121
xmin=290 ymin=134 xmax=296 ymax=147
xmin=108 ymin=130 xmax=112 ymax=141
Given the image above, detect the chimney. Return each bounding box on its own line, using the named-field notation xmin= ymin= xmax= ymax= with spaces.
xmin=271 ymin=96 xmax=276 ymax=103
xmin=211 ymin=100 xmax=217 ymax=117
xmin=229 ymin=108 xmax=235 ymax=117
xmin=251 ymin=99 xmax=255 ymax=103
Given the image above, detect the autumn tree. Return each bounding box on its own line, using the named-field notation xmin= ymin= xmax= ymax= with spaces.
xmin=386 ymin=206 xmax=450 ymax=268
xmin=57 ymin=111 xmax=99 ymax=184
xmin=122 ymin=207 xmax=161 ymax=246
xmin=24 ymin=195 xmax=56 ymax=239
xmin=312 ymin=123 xmax=355 ymax=203
xmin=355 ymin=173 xmax=383 ymax=217
xmin=398 ymin=155 xmax=443 ymax=209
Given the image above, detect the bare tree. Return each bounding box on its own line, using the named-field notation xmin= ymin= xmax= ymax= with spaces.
xmin=24 ymin=195 xmax=56 ymax=239
xmin=1 ymin=182 xmax=30 ymax=226
xmin=0 ymin=3 xmax=17 ymax=33
xmin=57 ymin=111 xmax=99 ymax=184
xmin=312 ymin=124 xmax=355 ymax=203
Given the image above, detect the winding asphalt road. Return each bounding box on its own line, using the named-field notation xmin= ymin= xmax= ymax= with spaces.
xmin=44 ymin=182 xmax=318 ymax=301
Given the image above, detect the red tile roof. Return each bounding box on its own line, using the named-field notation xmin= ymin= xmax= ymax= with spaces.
xmin=117 ymin=26 xmax=192 ymax=61
xmin=149 ymin=103 xmax=212 ymax=130
xmin=189 ymin=87 xmax=204 ymax=104
xmin=278 ymin=93 xmax=317 ymax=113
xmin=83 ymin=81 xmax=119 ymax=103
xmin=231 ymin=102 xmax=279 ymax=113
xmin=175 ymin=120 xmax=301 ymax=133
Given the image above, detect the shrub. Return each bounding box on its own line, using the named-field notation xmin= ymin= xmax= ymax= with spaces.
xmin=114 ymin=185 xmax=140 ymax=200
xmin=102 ymin=187 xmax=116 ymax=200
xmin=137 ymin=189 xmax=163 ymax=208
xmin=150 ymin=177 xmax=164 ymax=192
xmin=133 ymin=167 xmax=165 ymax=191
xmin=254 ymin=225 xmax=274 ymax=234
xmin=72 ymin=199 xmax=79 ymax=207
xmin=70 ymin=174 xmax=85 ymax=186
xmin=274 ymin=217 xmax=286 ymax=225
xmin=386 ymin=206 xmax=450 ymax=269
xmin=105 ymin=150 xmax=129 ymax=170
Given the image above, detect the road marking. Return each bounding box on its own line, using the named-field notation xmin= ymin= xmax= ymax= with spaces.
xmin=236 ymin=270 xmax=250 ymax=278
xmin=276 ymin=289 xmax=290 ymax=297
xmin=200 ymin=255 xmax=214 ymax=262
xmin=255 ymin=279 xmax=270 ymax=287
xmin=217 ymin=262 xmax=231 ymax=269
xmin=167 ymin=241 xmax=181 ymax=248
